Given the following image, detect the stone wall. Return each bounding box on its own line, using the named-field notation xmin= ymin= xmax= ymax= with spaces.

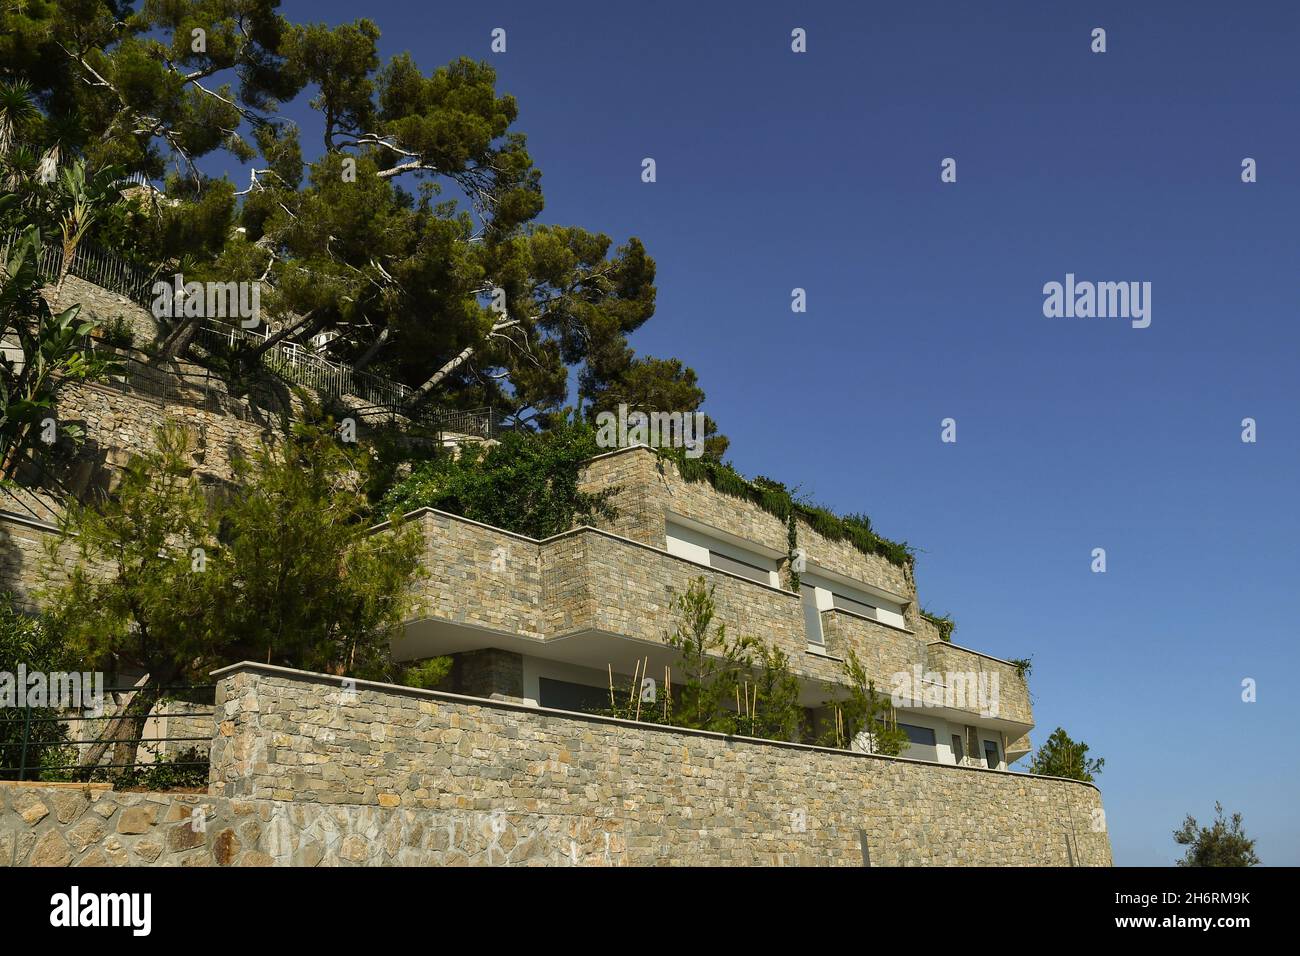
xmin=54 ymin=377 xmax=283 ymax=494
xmin=53 ymin=274 xmax=158 ymax=346
xmin=446 ymin=649 xmax=524 ymax=702
xmin=206 ymin=663 xmax=1111 ymax=866
xmin=0 ymin=514 xmax=62 ymax=609
xmin=0 ymin=512 xmax=115 ymax=610
xmin=580 ymin=447 xmax=914 ymax=600
xmin=400 ymin=510 xmax=1021 ymax=694
xmin=0 ymin=783 xmax=618 ymax=867
xmin=401 ymin=510 xmax=848 ymax=685
xmin=403 ymin=511 xmax=544 ymax=639
xmin=926 ymin=642 xmax=1032 ymax=728
xmin=821 ymin=607 xmax=930 ymax=685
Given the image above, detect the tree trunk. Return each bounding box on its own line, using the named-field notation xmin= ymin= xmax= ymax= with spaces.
xmin=403 ymin=316 xmax=520 ymax=411
xmin=351 ymin=328 xmax=388 ymax=371
xmin=247 ymin=309 xmax=323 ymax=360
xmin=156 ymin=316 xmax=201 ymax=360
xmin=75 ymin=674 xmax=152 ymax=779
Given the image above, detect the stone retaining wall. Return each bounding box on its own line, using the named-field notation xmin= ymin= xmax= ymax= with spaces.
xmin=206 ymin=663 xmax=1111 ymax=866
xmin=0 ymin=784 xmax=617 ymax=866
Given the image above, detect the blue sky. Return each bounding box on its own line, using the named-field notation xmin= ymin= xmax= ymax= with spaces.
xmin=255 ymin=0 xmax=1299 ymax=865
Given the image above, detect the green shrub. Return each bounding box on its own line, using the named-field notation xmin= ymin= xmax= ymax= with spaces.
xmin=0 ymin=594 xmax=72 ymax=781
xmin=379 ymin=422 xmax=618 ymax=539
xmin=660 ymin=448 xmax=913 ymax=567
xmin=98 ymin=314 xmax=136 ymax=349
xmin=921 ymin=609 xmax=956 ymax=642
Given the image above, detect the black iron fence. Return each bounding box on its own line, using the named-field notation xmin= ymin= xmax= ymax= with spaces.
xmin=190 ymin=320 xmax=417 ymax=409
xmin=2 ymin=230 xmax=504 ymax=435
xmin=0 ymin=230 xmax=160 ymax=306
xmin=351 ymin=400 xmax=501 ymax=440
xmin=0 ymin=683 xmax=215 ymax=787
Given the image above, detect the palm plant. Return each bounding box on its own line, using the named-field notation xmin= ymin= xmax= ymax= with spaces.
xmin=0 ymin=81 xmax=38 ymax=159
xmin=0 ymin=196 xmax=113 ymax=480
xmin=50 ymin=161 xmax=125 ymax=301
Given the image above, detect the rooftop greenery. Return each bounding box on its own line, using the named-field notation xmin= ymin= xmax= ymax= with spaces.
xmin=658 ymin=447 xmax=914 ymax=568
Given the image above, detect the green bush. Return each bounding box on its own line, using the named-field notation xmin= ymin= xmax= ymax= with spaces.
xmin=379 ymin=422 xmax=618 ymax=539
xmin=98 ymin=314 xmax=136 ymax=349
xmin=661 ymin=449 xmax=913 ymax=567
xmin=0 ymin=594 xmax=72 ymax=781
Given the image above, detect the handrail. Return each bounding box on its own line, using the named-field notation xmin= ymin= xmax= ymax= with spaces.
xmin=1 ymin=231 xmax=495 ymax=432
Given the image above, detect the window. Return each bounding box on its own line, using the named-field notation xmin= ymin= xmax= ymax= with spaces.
xmin=709 ymin=550 xmax=771 ymax=585
xmin=538 ymin=678 xmax=610 ymax=715
xmin=951 ymin=734 xmax=964 ymax=765
xmin=802 ymin=586 xmax=824 ymax=645
xmin=666 ymin=520 xmax=777 ymax=586
xmin=898 ymin=723 xmax=938 ymax=762
xmin=832 ymin=592 xmax=878 ymax=618
xmin=983 ymin=739 xmax=1001 ymax=770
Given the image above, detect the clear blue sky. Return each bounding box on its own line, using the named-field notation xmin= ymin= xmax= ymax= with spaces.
xmin=255 ymin=0 xmax=1299 ymax=866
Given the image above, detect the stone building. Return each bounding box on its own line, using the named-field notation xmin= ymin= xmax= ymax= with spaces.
xmin=0 ymin=267 xmax=1111 ymax=866
xmin=388 ymin=444 xmax=1034 ymax=771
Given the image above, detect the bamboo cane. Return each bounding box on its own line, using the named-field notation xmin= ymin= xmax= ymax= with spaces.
xmin=634 ymin=657 xmax=648 ymax=722
xmin=628 ymin=658 xmax=642 ymax=716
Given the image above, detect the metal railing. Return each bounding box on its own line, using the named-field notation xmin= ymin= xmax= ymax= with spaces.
xmin=0 ymin=229 xmax=160 ymax=306
xmin=91 ymin=344 xmax=231 ymax=411
xmin=351 ymin=400 xmax=501 ymax=439
xmin=0 ymin=683 xmax=215 ymax=785
xmin=191 ymin=320 xmax=417 ymax=408
xmin=3 ymin=230 xmax=503 ymax=434
xmin=0 ymin=479 xmax=62 ymax=525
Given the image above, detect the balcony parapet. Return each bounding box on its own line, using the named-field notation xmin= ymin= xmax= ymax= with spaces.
xmin=924 ymin=641 xmax=1033 ymax=727
xmin=384 ymin=507 xmax=1035 ymax=724
xmin=818 ymin=607 xmax=927 ymax=688
xmin=389 ymin=508 xmax=850 ymax=684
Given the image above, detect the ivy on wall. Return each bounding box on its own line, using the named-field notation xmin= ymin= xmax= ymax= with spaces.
xmin=659 ymin=449 xmax=914 ymax=568
xmin=920 ymin=609 xmax=956 ymax=643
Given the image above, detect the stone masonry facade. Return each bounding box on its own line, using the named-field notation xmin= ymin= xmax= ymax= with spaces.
xmin=198 ymin=664 xmax=1109 ymax=866
xmin=396 ymin=506 xmax=1031 ymax=725
xmin=0 ymin=783 xmax=621 ymax=867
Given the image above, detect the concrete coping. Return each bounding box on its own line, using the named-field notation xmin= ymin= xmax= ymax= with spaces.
xmin=209 ymin=660 xmax=1099 ymax=793
xmin=927 ymin=640 xmax=1026 ymax=671
xmin=0 ymin=780 xmax=112 ymax=791
xmin=0 ymin=509 xmax=64 ymax=534
xmin=820 ymin=604 xmax=916 ymax=637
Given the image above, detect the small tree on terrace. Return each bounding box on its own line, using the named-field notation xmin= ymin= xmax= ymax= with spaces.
xmin=1029 ymin=727 xmax=1105 ymax=783
xmin=40 ymin=423 xmax=220 ymax=774
xmin=215 ymin=412 xmax=425 ymax=678
xmin=41 ymin=415 xmax=431 ymax=774
xmin=663 ymin=577 xmax=756 ymax=733
xmin=821 ymin=649 xmax=910 ymax=756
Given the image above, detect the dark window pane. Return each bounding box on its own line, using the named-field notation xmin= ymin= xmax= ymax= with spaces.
xmin=984 ymin=740 xmax=1000 ymax=769
xmin=539 ymin=678 xmax=610 ymax=715
xmin=951 ymin=734 xmax=964 ymax=764
xmin=898 ymin=723 xmax=938 ymax=762
xmin=709 ymin=551 xmax=770 ymax=584
xmin=899 ymin=723 xmax=936 ymax=746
